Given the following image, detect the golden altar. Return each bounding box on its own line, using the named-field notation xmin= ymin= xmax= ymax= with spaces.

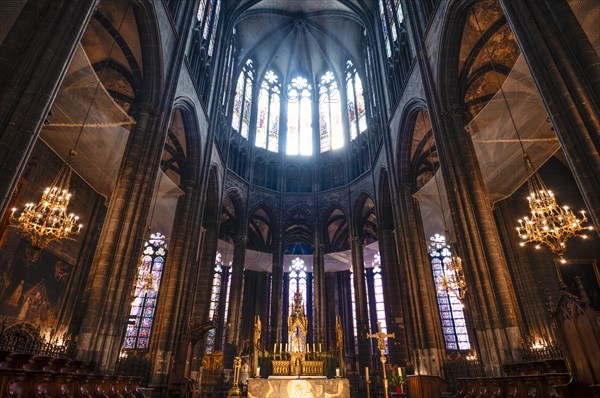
xmin=270 ymin=291 xmax=325 ymax=376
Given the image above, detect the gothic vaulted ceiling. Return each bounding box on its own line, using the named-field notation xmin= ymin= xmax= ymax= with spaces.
xmin=229 ymin=0 xmax=371 ymax=81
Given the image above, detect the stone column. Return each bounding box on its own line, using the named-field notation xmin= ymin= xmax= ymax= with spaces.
xmin=216 ymin=265 xmax=232 ymax=350
xmin=396 ymin=186 xmax=445 ymax=376
xmin=224 ymin=235 xmax=246 ymax=367
xmin=403 ymin=0 xmax=525 ymax=375
xmin=0 ymin=0 xmax=97 ymax=218
xmin=494 ymin=199 xmax=554 ymax=342
xmin=350 ymin=236 xmax=371 ymax=370
xmin=191 ymin=222 xmax=220 ymax=325
xmin=499 ymin=0 xmax=600 ymax=233
xmin=77 ymin=108 xmax=167 ymax=370
xmin=150 ymin=182 xmax=203 ymax=387
xmin=437 ymin=107 xmax=524 ymax=374
xmin=365 ymin=267 xmax=378 ymax=355
xmin=269 ymin=243 xmax=283 ymax=346
xmin=378 ymin=225 xmax=409 ymax=366
xmin=312 ymin=239 xmax=326 ymax=345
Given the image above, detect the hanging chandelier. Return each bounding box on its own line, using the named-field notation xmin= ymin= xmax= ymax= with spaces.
xmin=516 ymin=155 xmax=592 ymax=262
xmin=441 ymin=255 xmax=467 ymax=301
xmin=10 ymin=153 xmax=82 ymax=251
xmin=466 ymin=8 xmax=593 ymax=263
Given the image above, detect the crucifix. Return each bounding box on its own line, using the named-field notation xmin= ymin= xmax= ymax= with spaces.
xmin=367 ymin=322 xmax=395 ymax=398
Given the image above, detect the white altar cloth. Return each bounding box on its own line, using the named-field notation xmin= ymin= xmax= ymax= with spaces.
xmin=248 ymin=378 xmax=350 ymax=398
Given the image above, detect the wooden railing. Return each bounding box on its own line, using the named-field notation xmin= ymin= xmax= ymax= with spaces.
xmin=0 ymin=352 xmax=146 ymax=398
xmin=453 ymin=373 xmax=571 ymax=398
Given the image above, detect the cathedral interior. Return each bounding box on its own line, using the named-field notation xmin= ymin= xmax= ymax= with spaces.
xmin=0 ymin=0 xmax=599 ymax=397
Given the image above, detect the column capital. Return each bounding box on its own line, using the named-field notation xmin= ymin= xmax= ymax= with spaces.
xmin=232 ymin=235 xmax=247 ymax=245
xmin=135 ymin=103 xmax=161 ymax=117
xmin=349 ymin=236 xmax=363 ymax=246
xmin=440 ymin=105 xmax=467 ymax=121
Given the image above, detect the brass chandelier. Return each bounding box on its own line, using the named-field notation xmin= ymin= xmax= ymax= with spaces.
xmin=516 ymin=155 xmax=592 ymax=262
xmin=10 ymin=150 xmax=82 ymax=251
xmin=469 ymin=8 xmax=593 ymax=263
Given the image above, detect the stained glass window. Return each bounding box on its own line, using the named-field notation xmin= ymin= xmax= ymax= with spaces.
xmin=207 ymin=0 xmax=220 ymax=56
xmin=196 ymin=0 xmax=207 ymax=21
xmin=429 ymin=234 xmax=471 ymax=351
xmin=124 ymin=232 xmax=167 ymax=350
xmin=386 ymin=0 xmax=398 ymax=41
xmin=371 ymin=253 xmax=389 ymax=354
xmin=379 ymin=0 xmax=392 ymax=58
xmin=287 ymin=76 xmax=313 ymax=156
xmin=319 ymin=71 xmax=344 ymax=153
xmin=350 ymin=271 xmax=358 ymax=355
xmin=379 ymin=0 xmax=404 ymax=58
xmin=255 ymin=70 xmax=281 ymax=152
xmin=222 ymin=43 xmax=234 ymax=108
xmin=346 ymin=61 xmax=368 ymax=140
xmin=205 ymin=252 xmax=232 ymax=354
xmin=199 ymin=0 xmax=221 ymax=57
xmin=395 ymin=0 xmax=404 ymax=23
xmin=231 ymin=59 xmax=254 ymax=139
xmin=288 ymin=257 xmax=308 ymax=314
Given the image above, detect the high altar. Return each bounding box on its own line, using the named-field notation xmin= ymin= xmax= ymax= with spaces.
xmin=247 ymin=292 xmax=350 ymax=398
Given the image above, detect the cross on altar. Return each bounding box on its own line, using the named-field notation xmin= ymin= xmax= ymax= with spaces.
xmin=367 ymin=322 xmax=395 ymax=398
xmin=367 ymin=322 xmax=395 ymax=357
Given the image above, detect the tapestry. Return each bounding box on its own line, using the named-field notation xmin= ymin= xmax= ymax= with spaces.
xmin=0 ymin=240 xmax=73 ymax=326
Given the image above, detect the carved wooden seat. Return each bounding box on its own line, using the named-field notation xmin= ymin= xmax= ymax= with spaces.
xmin=551 ymin=279 xmax=600 ymax=398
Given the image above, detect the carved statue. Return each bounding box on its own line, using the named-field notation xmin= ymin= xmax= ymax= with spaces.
xmin=335 ymin=315 xmax=343 ymax=350
xmin=253 ymin=315 xmax=261 ymax=350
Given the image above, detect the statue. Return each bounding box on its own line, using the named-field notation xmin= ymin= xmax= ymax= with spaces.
xmin=253 ymin=315 xmax=261 ymax=378
xmin=253 ymin=315 xmax=261 ymax=350
xmin=335 ymin=315 xmax=343 ymax=350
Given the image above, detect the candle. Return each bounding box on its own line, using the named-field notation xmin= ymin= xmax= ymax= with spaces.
xmin=365 ymin=367 xmax=369 ymax=382
xmin=280 ymin=343 xmax=282 ymax=353
xmin=335 ymin=368 xmax=340 ymax=377
xmin=256 ymin=367 xmax=261 ymax=378
xmin=306 ymin=343 xmax=309 ymax=352
xmin=398 ymin=367 xmax=403 ymax=378
xmin=285 ymin=343 xmax=288 ymax=352
xmin=313 ymin=343 xmax=316 ymax=353
xmin=319 ymin=343 xmax=322 ymax=352
xmin=274 ymin=343 xmax=277 ymax=353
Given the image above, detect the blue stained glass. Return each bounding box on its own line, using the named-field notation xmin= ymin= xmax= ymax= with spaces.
xmin=124 ymin=337 xmax=136 ymax=348
xmin=123 ymin=232 xmax=167 ymax=350
xmin=429 ymin=233 xmax=471 ymax=351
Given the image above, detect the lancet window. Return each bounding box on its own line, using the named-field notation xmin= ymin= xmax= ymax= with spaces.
xmin=124 ymin=233 xmax=167 ymax=350
xmin=197 ymin=0 xmax=221 ymax=57
xmin=319 ymin=71 xmax=344 ymax=153
xmin=286 ymin=76 xmax=313 ymax=156
xmin=346 ymin=61 xmax=367 ymax=140
xmin=256 ymin=70 xmax=281 ymax=152
xmin=288 ymin=257 xmax=308 ymax=313
xmin=429 ymin=234 xmax=471 ymax=351
xmin=232 ymin=59 xmax=254 ymax=139
xmin=371 ymin=253 xmax=389 ymax=354
xmin=378 ymin=0 xmax=403 ymax=59
xmin=205 ymin=252 xmax=232 ymax=354
xmin=190 ymin=0 xmax=222 ymax=100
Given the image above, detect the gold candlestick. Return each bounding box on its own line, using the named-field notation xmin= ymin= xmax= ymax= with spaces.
xmin=365 ymin=366 xmax=371 ymax=398
xmin=227 ymin=356 xmax=242 ymax=397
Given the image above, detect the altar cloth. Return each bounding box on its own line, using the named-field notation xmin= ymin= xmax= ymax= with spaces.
xmin=248 ymin=378 xmax=350 ymax=398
